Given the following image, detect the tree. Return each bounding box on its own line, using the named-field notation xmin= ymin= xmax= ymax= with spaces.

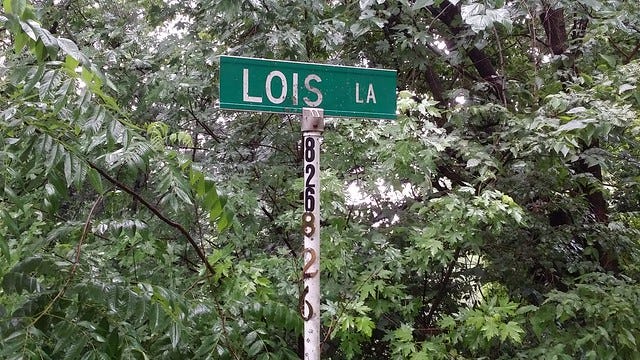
xmin=2 ymin=0 xmax=640 ymax=359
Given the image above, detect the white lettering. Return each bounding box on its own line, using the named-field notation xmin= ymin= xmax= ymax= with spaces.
xmin=242 ymin=69 xmax=262 ymax=103
xmin=265 ymin=71 xmax=287 ymax=104
xmin=367 ymin=84 xmax=377 ymax=104
xmin=303 ymin=74 xmax=323 ymax=107
xmin=355 ymin=83 xmax=364 ymax=103
xmin=292 ymin=73 xmax=299 ymax=105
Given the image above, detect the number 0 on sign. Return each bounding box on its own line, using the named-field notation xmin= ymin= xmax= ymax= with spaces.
xmin=219 ymin=56 xmax=397 ymax=119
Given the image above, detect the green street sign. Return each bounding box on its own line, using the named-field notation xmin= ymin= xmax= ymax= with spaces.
xmin=219 ymin=56 xmax=397 ymax=119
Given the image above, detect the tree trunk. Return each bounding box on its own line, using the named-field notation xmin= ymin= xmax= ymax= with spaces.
xmin=538 ymin=9 xmax=619 ymax=272
xmin=540 ymin=8 xmax=567 ymax=55
xmin=429 ymin=1 xmax=506 ymax=104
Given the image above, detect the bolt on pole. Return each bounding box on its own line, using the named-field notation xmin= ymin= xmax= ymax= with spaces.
xmin=300 ymin=108 xmax=324 ymax=360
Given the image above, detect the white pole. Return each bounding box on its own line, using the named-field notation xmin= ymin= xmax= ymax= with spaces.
xmin=300 ymin=108 xmax=324 ymax=360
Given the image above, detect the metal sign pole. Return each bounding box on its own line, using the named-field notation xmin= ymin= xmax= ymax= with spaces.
xmin=300 ymin=108 xmax=324 ymax=360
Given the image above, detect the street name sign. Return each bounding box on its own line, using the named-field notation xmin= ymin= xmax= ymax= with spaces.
xmin=219 ymin=55 xmax=397 ymax=119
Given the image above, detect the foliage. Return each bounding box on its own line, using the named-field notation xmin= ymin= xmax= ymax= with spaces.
xmin=2 ymin=0 xmax=640 ymax=359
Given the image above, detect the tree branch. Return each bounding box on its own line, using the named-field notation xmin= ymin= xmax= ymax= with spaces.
xmin=186 ymin=98 xmax=223 ymax=143
xmin=87 ymin=161 xmax=215 ymax=275
xmin=423 ymin=246 xmax=462 ymax=327
xmin=625 ymin=41 xmax=640 ymax=64
xmin=31 ymin=196 xmax=103 ymax=326
xmin=540 ymin=7 xmax=567 ymax=55
xmin=428 ymin=1 xmax=507 ymax=104
xmin=260 ymin=205 xmax=297 ymax=258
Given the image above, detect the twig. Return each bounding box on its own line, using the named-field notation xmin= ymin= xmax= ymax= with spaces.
xmin=260 ymin=205 xmax=297 ymax=258
xmin=625 ymin=41 xmax=640 ymax=64
xmin=423 ymin=246 xmax=462 ymax=327
xmin=30 ymin=196 xmax=103 ymax=326
xmin=493 ymin=27 xmax=508 ymax=106
xmin=186 ymin=97 xmax=223 ymax=143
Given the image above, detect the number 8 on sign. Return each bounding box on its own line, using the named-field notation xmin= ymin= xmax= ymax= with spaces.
xmin=302 ymin=212 xmax=315 ymax=237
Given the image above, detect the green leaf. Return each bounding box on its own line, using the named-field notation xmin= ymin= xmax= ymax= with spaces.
xmin=64 ymin=54 xmax=79 ymax=72
xmin=619 ymin=83 xmax=636 ymax=94
xmin=412 ymin=0 xmax=433 ymax=11
xmin=355 ymin=316 xmax=375 ymax=337
xmin=439 ymin=315 xmax=456 ymax=329
xmin=19 ymin=19 xmax=36 ymax=40
xmin=64 ymin=335 xmax=88 ymax=360
xmin=247 ymin=338 xmax=263 ymax=357
xmin=461 ymin=3 xmax=511 ymax=33
xmin=27 ymin=20 xmax=58 ymax=55
xmin=359 ymin=282 xmax=376 ymax=300
xmin=0 ymin=235 xmax=10 ymax=261
xmin=244 ymin=331 xmax=258 ymax=347
xmin=203 ymin=184 xmax=220 ymax=210
xmin=190 ymin=170 xmax=206 ymax=196
xmin=556 ymin=119 xmax=591 ymax=132
xmin=207 ymin=244 xmax=233 ymax=265
xmin=394 ymin=324 xmax=414 ymax=342
xmin=500 ymin=321 xmax=524 ymax=343
xmin=217 ymin=211 xmax=232 ymax=231
xmin=169 ymin=322 xmax=181 ymax=349
xmin=58 ymin=37 xmax=90 ymax=65
xmin=515 ymin=304 xmax=538 ymax=315
xmin=23 ymin=63 xmax=44 ymax=93
xmin=4 ymin=0 xmax=26 ymax=17
xmin=39 ymin=69 xmax=61 ymax=100
xmin=64 ymin=153 xmax=73 ymax=187
xmin=87 ymin=167 xmax=104 ymax=194
xmin=577 ymin=0 xmax=602 ymax=11
xmin=44 ymin=142 xmax=61 ymax=173
xmin=34 ymin=40 xmax=46 ymax=62
xmin=481 ymin=319 xmax=500 ymax=340
xmin=467 ymin=158 xmax=482 ymax=168
xmin=14 ymin=30 xmax=27 ymax=52
xmin=54 ymin=78 xmax=74 ymax=113
xmin=599 ymin=54 xmax=617 ymax=68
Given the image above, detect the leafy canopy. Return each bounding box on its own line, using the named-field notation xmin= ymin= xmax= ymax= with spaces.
xmin=2 ymin=0 xmax=640 ymax=359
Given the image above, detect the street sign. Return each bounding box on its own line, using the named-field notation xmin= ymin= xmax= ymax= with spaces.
xmin=219 ymin=55 xmax=397 ymax=119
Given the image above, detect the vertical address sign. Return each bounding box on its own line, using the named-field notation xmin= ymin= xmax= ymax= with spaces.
xmin=300 ymin=108 xmax=323 ymax=360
